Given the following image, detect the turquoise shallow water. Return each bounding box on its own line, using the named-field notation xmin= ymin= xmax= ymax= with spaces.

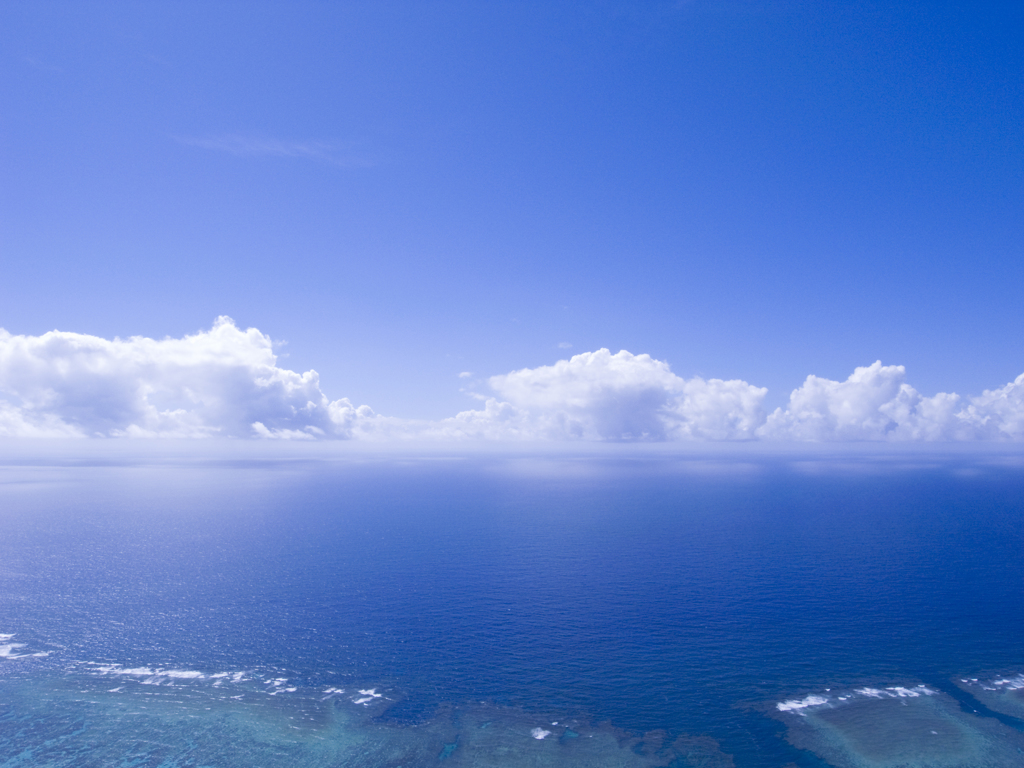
xmin=1 ymin=446 xmax=1023 ymax=766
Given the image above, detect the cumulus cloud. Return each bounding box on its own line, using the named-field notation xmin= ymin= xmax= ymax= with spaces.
xmin=432 ymin=355 xmax=1024 ymax=443
xmin=0 ymin=317 xmax=377 ymax=438
xmin=435 ymin=349 xmax=767 ymax=441
xmin=2 ymin=319 xmax=1023 ymax=442
xmin=758 ymin=361 xmax=1024 ymax=441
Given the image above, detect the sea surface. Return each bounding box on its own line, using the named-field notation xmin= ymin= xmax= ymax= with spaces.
xmin=1 ymin=443 xmax=1023 ymax=767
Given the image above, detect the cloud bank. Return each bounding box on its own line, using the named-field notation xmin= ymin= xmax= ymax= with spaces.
xmin=1 ymin=318 xmax=1022 ymax=441
xmin=0 ymin=317 xmax=376 ymax=438
xmin=465 ymin=349 xmax=766 ymax=441
xmin=760 ymin=362 xmax=1024 ymax=441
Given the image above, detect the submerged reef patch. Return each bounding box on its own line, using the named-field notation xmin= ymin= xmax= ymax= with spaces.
xmin=769 ymin=682 xmax=1024 ymax=768
xmin=0 ymin=665 xmax=734 ymax=768
xmin=955 ymin=674 xmax=1024 ymax=722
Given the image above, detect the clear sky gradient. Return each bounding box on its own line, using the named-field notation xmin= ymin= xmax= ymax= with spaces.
xmin=2 ymin=1 xmax=1022 ymax=420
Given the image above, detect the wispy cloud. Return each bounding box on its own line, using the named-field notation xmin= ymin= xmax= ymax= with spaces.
xmin=174 ymin=134 xmax=373 ymax=168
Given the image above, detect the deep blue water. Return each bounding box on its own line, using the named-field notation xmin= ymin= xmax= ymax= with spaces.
xmin=1 ymin=446 xmax=1023 ymax=766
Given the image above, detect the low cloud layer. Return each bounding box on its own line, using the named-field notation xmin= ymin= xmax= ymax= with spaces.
xmin=0 ymin=317 xmax=376 ymax=439
xmin=1 ymin=319 xmax=1022 ymax=441
xmin=474 ymin=349 xmax=766 ymax=441
xmin=760 ymin=362 xmax=1024 ymax=441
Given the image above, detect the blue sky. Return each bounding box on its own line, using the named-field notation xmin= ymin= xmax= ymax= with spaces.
xmin=2 ymin=1 xmax=1022 ymax=427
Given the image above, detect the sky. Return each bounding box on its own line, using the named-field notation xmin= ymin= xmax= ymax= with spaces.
xmin=1 ymin=1 xmax=1023 ymax=439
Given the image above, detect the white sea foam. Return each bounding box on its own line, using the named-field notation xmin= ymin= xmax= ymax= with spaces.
xmin=780 ymin=684 xmax=937 ymax=715
xmin=991 ymin=674 xmax=1024 ymax=691
xmin=88 ymin=664 xmax=251 ymax=687
xmin=782 ymin=683 xmax=1024 ymax=768
xmin=208 ymin=671 xmax=247 ymax=682
xmin=965 ymin=673 xmax=1024 ymax=692
xmin=855 ymin=685 xmax=936 ymax=699
xmin=889 ymin=685 xmax=935 ymax=698
xmin=93 ymin=665 xmax=208 ymax=681
xmin=0 ymin=643 xmax=28 ymax=658
xmin=94 ymin=666 xmax=151 ymax=676
xmin=264 ymin=678 xmax=291 ymax=695
xmin=80 ymin=660 xmax=354 ymax=706
xmin=352 ymin=688 xmax=383 ymax=705
xmin=0 ymin=643 xmax=48 ymax=659
xmin=777 ymin=694 xmax=829 ymax=713
xmin=855 ymin=687 xmax=885 ymax=698
xmin=0 ymin=633 xmax=49 ymax=660
xmin=853 ymin=686 xmax=935 ymax=699
xmin=531 ymin=728 xmax=552 ymax=739
xmin=163 ymin=670 xmax=204 ymax=679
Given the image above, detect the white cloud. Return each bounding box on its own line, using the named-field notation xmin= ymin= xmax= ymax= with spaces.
xmin=437 ymin=349 xmax=767 ymax=441
xmin=2 ymin=320 xmax=1023 ymax=443
xmin=758 ymin=361 xmax=1024 ymax=441
xmin=0 ymin=317 xmax=377 ymax=438
xmin=434 ymin=355 xmax=1024 ymax=443
xmin=956 ymin=374 xmax=1024 ymax=440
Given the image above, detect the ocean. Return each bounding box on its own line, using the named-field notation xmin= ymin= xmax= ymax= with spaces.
xmin=1 ymin=443 xmax=1023 ymax=767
